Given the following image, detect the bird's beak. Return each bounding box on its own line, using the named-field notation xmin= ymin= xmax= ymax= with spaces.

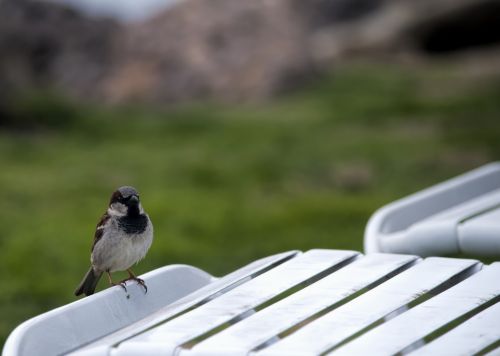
xmin=129 ymin=195 xmax=139 ymax=206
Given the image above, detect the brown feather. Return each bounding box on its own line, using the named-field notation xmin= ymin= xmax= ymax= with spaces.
xmin=92 ymin=212 xmax=111 ymax=251
xmin=109 ymin=190 xmax=122 ymax=205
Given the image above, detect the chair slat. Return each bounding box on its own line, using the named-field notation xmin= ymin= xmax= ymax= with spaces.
xmin=411 ymin=301 xmax=500 ymax=356
xmin=114 ymin=249 xmax=358 ymax=355
xmin=187 ymin=253 xmax=417 ymax=355
xmin=259 ymin=257 xmax=480 ymax=356
xmin=485 ymin=346 xmax=500 ymax=356
xmin=330 ymin=262 xmax=500 ymax=356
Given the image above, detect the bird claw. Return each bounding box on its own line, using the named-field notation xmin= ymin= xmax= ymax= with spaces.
xmin=133 ymin=277 xmax=148 ymax=294
xmin=119 ymin=277 xmax=148 ymax=294
xmin=112 ymin=281 xmax=128 ymax=293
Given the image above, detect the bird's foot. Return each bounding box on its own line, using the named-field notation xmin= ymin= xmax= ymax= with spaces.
xmin=132 ymin=277 xmax=148 ymax=294
xmin=112 ymin=281 xmax=128 ymax=293
xmin=120 ymin=277 xmax=147 ymax=294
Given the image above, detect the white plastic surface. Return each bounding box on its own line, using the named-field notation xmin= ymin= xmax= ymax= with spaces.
xmin=3 ymin=250 xmax=499 ymax=356
xmin=259 ymin=257 xmax=480 ymax=356
xmin=364 ymin=162 xmax=500 ymax=256
xmin=72 ymin=250 xmax=298 ymax=355
xmin=459 ymin=207 xmax=500 ymax=256
xmin=329 ymin=262 xmax=500 ymax=356
xmin=411 ymin=301 xmax=500 ymax=356
xmin=2 ymin=265 xmax=215 ymax=356
xmin=187 ymin=253 xmax=417 ymax=356
xmin=112 ymin=250 xmax=358 ymax=355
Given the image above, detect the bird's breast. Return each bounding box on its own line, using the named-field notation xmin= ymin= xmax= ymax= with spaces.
xmin=118 ymin=214 xmax=148 ymax=234
xmin=91 ymin=216 xmax=153 ymax=272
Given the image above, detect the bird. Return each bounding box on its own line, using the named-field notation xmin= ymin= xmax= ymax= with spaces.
xmin=75 ymin=186 xmax=153 ymax=297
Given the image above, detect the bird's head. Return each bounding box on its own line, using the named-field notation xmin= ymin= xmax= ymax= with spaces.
xmin=108 ymin=186 xmax=143 ymax=216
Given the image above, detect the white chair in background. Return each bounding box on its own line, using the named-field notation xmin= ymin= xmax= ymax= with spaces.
xmin=365 ymin=162 xmax=500 ymax=257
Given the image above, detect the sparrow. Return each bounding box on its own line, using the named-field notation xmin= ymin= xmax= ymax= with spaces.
xmin=75 ymin=186 xmax=153 ymax=297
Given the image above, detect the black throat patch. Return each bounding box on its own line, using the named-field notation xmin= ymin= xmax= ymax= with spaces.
xmin=118 ymin=214 xmax=148 ymax=235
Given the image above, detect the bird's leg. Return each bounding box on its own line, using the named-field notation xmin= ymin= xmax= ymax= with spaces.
xmin=107 ymin=271 xmax=127 ymax=292
xmin=122 ymin=268 xmax=148 ymax=293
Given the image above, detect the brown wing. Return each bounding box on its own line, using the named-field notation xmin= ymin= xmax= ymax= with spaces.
xmin=91 ymin=212 xmax=111 ymax=251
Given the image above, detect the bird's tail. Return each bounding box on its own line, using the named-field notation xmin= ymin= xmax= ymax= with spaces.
xmin=74 ymin=267 xmax=102 ymax=297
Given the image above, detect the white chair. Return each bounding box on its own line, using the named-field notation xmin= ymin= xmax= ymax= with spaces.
xmin=4 ymin=249 xmax=500 ymax=356
xmin=365 ymin=162 xmax=500 ymax=257
xmin=4 ymin=164 xmax=500 ymax=356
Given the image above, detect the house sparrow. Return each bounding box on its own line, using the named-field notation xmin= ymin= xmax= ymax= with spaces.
xmin=75 ymin=186 xmax=153 ymax=297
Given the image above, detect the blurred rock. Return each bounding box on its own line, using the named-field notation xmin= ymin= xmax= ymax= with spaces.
xmin=1 ymin=0 xmax=500 ymax=107
xmin=102 ymin=0 xmax=396 ymax=104
xmin=291 ymin=0 xmax=389 ymax=28
xmin=102 ymin=0 xmax=313 ymax=104
xmin=0 ymin=0 xmax=118 ymax=101
xmin=92 ymin=0 xmax=500 ymax=104
xmin=312 ymin=0 xmax=500 ymax=62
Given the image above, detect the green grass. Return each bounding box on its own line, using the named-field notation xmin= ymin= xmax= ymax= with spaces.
xmin=1 ymin=61 xmax=500 ymax=344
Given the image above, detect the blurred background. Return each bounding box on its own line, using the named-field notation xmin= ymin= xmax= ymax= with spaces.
xmin=1 ymin=0 xmax=500 ymax=344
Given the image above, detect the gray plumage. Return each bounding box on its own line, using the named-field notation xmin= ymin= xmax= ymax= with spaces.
xmin=75 ymin=186 xmax=153 ymax=296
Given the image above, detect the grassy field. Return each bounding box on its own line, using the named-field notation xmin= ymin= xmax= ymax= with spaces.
xmin=1 ymin=60 xmax=500 ymax=344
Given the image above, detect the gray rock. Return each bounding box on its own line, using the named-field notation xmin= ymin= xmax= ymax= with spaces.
xmin=0 ymin=0 xmax=118 ymax=99
xmin=101 ymin=0 xmax=396 ymax=104
xmin=311 ymin=0 xmax=500 ymax=62
xmin=1 ymin=0 xmax=499 ymax=107
xmin=102 ymin=0 xmax=314 ymax=104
